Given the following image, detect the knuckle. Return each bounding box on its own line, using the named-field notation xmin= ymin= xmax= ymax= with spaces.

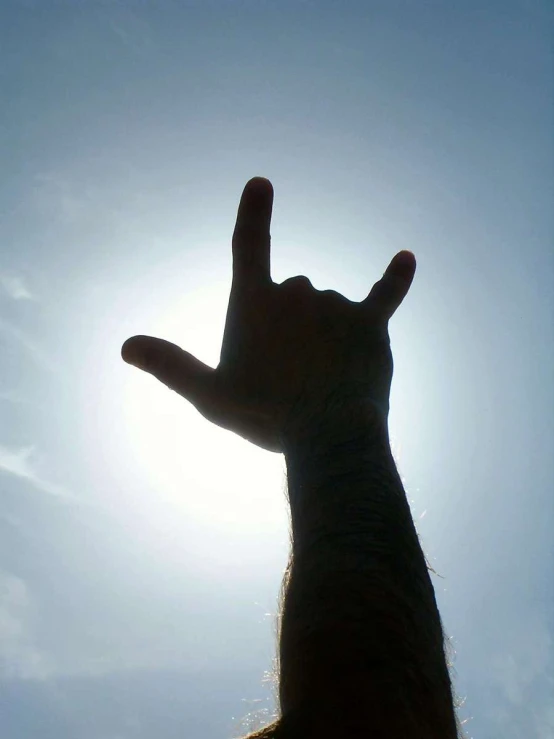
xmin=280 ymin=275 xmax=312 ymax=291
xmin=319 ymin=288 xmax=348 ymax=304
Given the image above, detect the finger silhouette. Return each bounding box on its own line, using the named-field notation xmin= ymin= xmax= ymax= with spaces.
xmin=362 ymin=250 xmax=417 ymax=322
xmin=121 ymin=335 xmax=216 ymax=410
xmin=232 ymin=176 xmax=273 ymax=286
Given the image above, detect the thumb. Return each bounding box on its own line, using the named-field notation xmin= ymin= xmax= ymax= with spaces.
xmin=121 ymin=335 xmax=216 ymax=409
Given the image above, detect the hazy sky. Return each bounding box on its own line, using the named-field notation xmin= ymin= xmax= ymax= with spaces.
xmin=1 ymin=1 xmax=553 ymax=737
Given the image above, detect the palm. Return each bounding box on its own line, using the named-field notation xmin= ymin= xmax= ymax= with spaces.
xmin=122 ymin=178 xmax=416 ymax=453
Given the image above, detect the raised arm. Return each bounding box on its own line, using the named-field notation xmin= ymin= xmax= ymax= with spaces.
xmin=278 ymin=400 xmax=459 ymax=738
xmin=121 ymin=177 xmax=461 ymax=738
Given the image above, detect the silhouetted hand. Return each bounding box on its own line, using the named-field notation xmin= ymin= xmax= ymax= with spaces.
xmin=121 ymin=177 xmax=416 ymax=452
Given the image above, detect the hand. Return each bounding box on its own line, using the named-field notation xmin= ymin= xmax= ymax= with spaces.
xmin=121 ymin=177 xmax=416 ymax=453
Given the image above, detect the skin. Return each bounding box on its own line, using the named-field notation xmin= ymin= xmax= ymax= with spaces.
xmin=122 ymin=177 xmax=462 ymax=738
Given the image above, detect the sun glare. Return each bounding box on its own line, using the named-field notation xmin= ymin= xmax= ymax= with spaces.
xmin=111 ymin=252 xmax=421 ymax=544
xmin=120 ymin=280 xmax=287 ymax=536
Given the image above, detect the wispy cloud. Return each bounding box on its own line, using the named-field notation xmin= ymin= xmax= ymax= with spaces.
xmin=31 ymin=167 xmax=151 ymax=242
xmin=489 ymin=607 xmax=554 ymax=738
xmin=492 ymin=621 xmax=550 ymax=705
xmin=0 ymin=511 xmax=38 ymax=542
xmin=0 ymin=274 xmax=35 ymax=301
xmin=0 ymin=444 xmax=76 ymax=502
xmin=0 ymin=317 xmax=57 ymax=373
xmin=0 ymin=570 xmax=53 ymax=681
xmin=32 ymin=172 xmax=89 ymax=225
xmin=99 ymin=3 xmax=154 ymax=56
xmin=0 ymin=390 xmax=29 ymax=404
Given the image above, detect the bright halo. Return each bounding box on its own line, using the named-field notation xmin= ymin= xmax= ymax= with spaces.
xmin=121 ymin=280 xmax=286 ymax=535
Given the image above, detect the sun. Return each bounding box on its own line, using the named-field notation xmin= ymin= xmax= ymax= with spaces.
xmin=119 ymin=280 xmax=287 ymax=536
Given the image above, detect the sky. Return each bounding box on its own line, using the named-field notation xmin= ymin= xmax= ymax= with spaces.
xmin=0 ymin=1 xmax=553 ymax=737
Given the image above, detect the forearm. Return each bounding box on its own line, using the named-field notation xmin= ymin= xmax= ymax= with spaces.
xmin=277 ymin=408 xmax=459 ymax=738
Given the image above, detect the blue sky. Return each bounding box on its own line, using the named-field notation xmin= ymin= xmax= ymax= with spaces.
xmin=0 ymin=1 xmax=553 ymax=737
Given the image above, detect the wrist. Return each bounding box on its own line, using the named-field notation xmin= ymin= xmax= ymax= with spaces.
xmin=281 ymin=399 xmax=401 ymax=553
xmin=279 ymin=387 xmax=390 ymax=458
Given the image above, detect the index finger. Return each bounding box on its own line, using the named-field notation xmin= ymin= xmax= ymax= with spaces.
xmin=232 ymin=177 xmax=273 ymax=286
